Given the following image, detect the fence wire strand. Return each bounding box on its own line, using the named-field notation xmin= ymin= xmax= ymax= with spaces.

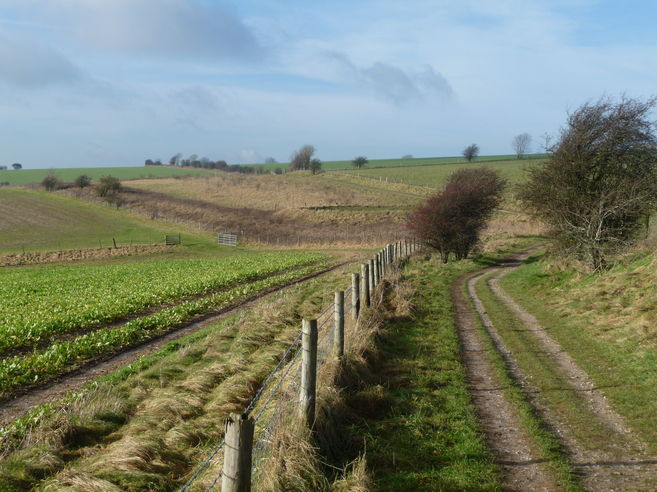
xmin=180 ymin=279 xmax=363 ymax=491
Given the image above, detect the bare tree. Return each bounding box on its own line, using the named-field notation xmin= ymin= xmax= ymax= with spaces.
xmin=519 ymin=96 xmax=657 ymax=271
xmin=169 ymin=153 xmax=182 ymax=166
xmin=540 ymin=132 xmax=554 ymax=153
xmin=462 ymin=144 xmax=479 ymax=162
xmin=512 ymin=133 xmax=532 ymax=159
xmin=290 ymin=145 xmax=315 ymax=171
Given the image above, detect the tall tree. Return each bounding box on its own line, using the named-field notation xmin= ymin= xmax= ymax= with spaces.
xmin=352 ymin=156 xmax=368 ymax=169
xmin=290 ymin=145 xmax=315 ymax=170
xmin=462 ymin=144 xmax=479 ymax=162
xmin=519 ymin=96 xmax=657 ymax=271
xmin=512 ymin=133 xmax=532 ymax=159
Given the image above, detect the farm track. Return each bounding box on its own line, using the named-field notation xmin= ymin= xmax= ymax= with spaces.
xmin=0 ymin=259 xmax=353 ymax=427
xmin=464 ymin=252 xmax=657 ymax=491
xmin=1 ymin=262 xmax=323 ymax=359
xmin=453 ymin=271 xmax=558 ymax=491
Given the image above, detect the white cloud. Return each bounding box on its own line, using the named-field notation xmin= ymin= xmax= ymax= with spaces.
xmin=9 ymin=0 xmax=264 ymax=61
xmin=0 ymin=31 xmax=80 ymax=87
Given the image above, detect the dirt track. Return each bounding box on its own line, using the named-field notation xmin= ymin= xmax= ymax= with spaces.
xmin=461 ymin=253 xmax=657 ymax=491
xmin=453 ymin=272 xmax=557 ymax=491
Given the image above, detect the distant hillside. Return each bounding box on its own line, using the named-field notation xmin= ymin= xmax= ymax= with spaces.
xmin=0 ymin=166 xmax=215 ymax=186
xmin=255 ymin=153 xmax=548 ymax=172
xmin=0 ymin=188 xmax=215 ymax=253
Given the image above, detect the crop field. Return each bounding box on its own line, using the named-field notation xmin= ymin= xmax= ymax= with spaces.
xmin=337 ymin=158 xmax=542 ymax=190
xmin=0 ymin=251 xmax=326 ymax=398
xmin=0 ymin=188 xmax=218 ymax=254
xmin=0 ymin=166 xmax=214 ymax=186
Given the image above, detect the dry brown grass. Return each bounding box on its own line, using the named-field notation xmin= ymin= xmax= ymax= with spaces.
xmin=42 ymin=471 xmax=123 ymax=491
xmin=252 ymin=266 xmax=409 ymax=491
xmin=128 ymin=172 xmax=418 ymax=211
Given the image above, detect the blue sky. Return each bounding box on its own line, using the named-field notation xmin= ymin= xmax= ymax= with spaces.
xmin=0 ymin=0 xmax=656 ymax=168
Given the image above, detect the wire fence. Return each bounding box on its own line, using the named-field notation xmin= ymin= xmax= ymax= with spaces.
xmin=179 ymin=240 xmax=418 ymax=491
xmin=180 ymin=287 xmax=351 ymax=492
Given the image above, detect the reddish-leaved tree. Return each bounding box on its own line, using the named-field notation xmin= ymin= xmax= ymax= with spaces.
xmin=407 ymin=168 xmax=506 ymax=262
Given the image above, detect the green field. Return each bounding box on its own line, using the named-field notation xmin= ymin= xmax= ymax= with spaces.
xmin=0 ymin=252 xmax=326 ymax=398
xmin=258 ymin=153 xmax=547 ymax=172
xmin=335 ymin=158 xmax=540 ymax=189
xmin=0 ymin=188 xmax=217 ymax=253
xmin=0 ymin=166 xmax=214 ymax=186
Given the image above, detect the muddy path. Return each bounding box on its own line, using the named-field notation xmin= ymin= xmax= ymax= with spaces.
xmin=465 ymin=253 xmax=657 ymax=491
xmin=453 ymin=272 xmax=558 ymax=491
xmin=0 ymin=259 xmax=354 ymax=428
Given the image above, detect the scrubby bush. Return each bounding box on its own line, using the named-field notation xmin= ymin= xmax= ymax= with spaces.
xmin=407 ymin=168 xmax=505 ymax=262
xmin=74 ymin=174 xmax=92 ymax=188
xmin=95 ymin=176 xmax=122 ymax=198
xmin=42 ymin=175 xmax=60 ymax=192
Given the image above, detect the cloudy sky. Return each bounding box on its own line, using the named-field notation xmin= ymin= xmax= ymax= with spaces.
xmin=0 ymin=0 xmax=656 ymax=168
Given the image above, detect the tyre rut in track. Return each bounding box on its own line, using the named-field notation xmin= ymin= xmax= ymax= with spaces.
xmin=453 ymin=272 xmax=558 ymax=491
xmin=468 ymin=255 xmax=657 ymax=491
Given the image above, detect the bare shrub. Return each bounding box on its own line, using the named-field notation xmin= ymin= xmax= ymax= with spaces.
xmin=407 ymin=168 xmax=506 ymax=262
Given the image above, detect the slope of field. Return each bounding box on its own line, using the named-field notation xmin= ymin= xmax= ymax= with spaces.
xmin=0 ymin=188 xmax=216 ymax=253
xmin=257 ymin=153 xmax=548 ymax=172
xmin=337 ymin=158 xmax=541 ymax=189
xmin=117 ymin=173 xmax=420 ymax=246
xmin=0 ymin=166 xmax=214 ymax=186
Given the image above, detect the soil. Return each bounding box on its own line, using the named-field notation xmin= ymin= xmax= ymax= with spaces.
xmin=0 ymin=244 xmax=169 ymax=266
xmin=464 ymin=253 xmax=657 ymax=491
xmin=0 ymin=260 xmax=352 ymax=428
xmin=452 ymin=272 xmax=558 ymax=491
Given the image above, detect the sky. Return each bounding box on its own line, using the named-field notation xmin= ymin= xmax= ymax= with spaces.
xmin=1 ymin=0 xmax=657 ymax=168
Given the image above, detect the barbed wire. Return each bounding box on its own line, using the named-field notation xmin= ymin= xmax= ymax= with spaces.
xmin=244 ymin=330 xmax=303 ymax=415
xmin=180 ymin=285 xmax=352 ymax=491
xmin=179 ymin=439 xmax=226 ymax=492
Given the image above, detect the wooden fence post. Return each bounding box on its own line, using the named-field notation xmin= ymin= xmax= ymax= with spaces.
xmin=334 ymin=291 xmax=344 ymax=358
xmin=361 ymin=263 xmax=370 ymax=308
xmin=300 ymin=319 xmax=318 ymax=428
xmin=221 ymin=413 xmax=255 ymax=492
xmin=373 ymin=254 xmax=380 ymax=286
xmin=369 ymin=258 xmax=375 ymax=295
xmin=352 ymin=273 xmax=360 ymax=320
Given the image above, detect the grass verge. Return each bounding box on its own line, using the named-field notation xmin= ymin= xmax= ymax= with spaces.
xmin=500 ymin=258 xmax=657 ymax=453
xmin=344 ymin=258 xmax=501 ymax=490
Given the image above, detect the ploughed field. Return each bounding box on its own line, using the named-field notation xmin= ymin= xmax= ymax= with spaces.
xmin=0 ymin=251 xmax=327 ymax=399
